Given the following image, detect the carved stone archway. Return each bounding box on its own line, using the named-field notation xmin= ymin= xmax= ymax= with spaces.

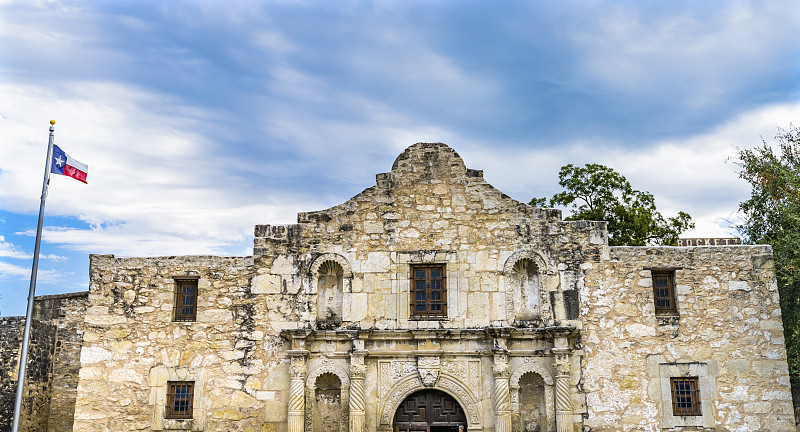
xmin=309 ymin=253 xmax=353 ymax=281
xmin=509 ymin=361 xmax=555 ymax=432
xmin=393 ymin=389 xmax=467 ymax=432
xmin=380 ymin=375 xmax=482 ymax=432
xmin=502 ymin=250 xmax=549 ymax=277
xmin=306 ymin=363 xmax=351 ymax=432
xmin=502 ymin=250 xmax=552 ymax=323
xmin=510 ymin=361 xmax=554 ymax=386
xmin=308 ymin=253 xmax=354 ymax=324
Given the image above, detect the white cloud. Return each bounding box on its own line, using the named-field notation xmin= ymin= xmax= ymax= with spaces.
xmin=0 ymin=260 xmax=62 ymax=282
xmin=572 ymin=1 xmax=800 ymax=100
xmin=0 ymin=235 xmax=30 ymax=259
xmin=459 ymin=101 xmax=800 ymax=239
xmin=0 ymin=260 xmax=29 ymax=278
xmin=0 ymin=82 xmax=318 ymax=257
xmin=0 ymin=236 xmax=69 ymax=262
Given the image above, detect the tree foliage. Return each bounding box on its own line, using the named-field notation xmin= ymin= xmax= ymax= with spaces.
xmin=735 ymin=124 xmax=800 ymax=381
xmin=531 ymin=163 xmax=694 ymax=246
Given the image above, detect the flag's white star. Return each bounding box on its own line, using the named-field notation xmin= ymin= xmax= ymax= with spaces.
xmin=54 ymin=155 xmax=65 ymax=167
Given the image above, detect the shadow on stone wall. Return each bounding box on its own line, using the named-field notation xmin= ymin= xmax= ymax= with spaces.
xmin=0 ymin=292 xmax=87 ymax=432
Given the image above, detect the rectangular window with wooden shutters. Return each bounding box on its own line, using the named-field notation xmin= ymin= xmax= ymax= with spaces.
xmin=165 ymin=381 xmax=194 ymax=419
xmin=173 ymin=278 xmax=198 ymax=322
xmin=652 ymin=270 xmax=678 ymax=315
xmin=411 ymin=264 xmax=447 ymax=318
xmin=670 ymin=377 xmax=701 ymax=416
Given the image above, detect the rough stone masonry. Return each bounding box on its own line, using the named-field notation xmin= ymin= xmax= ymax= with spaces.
xmin=1 ymin=142 xmax=794 ymax=432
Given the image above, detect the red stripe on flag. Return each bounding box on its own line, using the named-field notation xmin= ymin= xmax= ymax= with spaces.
xmin=63 ymin=165 xmax=88 ymax=183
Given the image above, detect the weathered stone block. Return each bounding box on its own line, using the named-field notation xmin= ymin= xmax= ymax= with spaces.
xmin=252 ymin=274 xmax=282 ymax=294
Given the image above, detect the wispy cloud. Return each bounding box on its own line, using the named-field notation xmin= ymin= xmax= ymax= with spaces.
xmin=461 ymin=101 xmax=800 ymax=238
xmin=0 ymin=260 xmax=62 ymax=283
xmin=0 ymin=235 xmax=30 ymax=259
xmin=0 ymin=236 xmax=65 ymax=261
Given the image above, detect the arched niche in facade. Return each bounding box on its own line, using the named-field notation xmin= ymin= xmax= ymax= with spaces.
xmin=503 ymin=250 xmax=549 ymax=322
xmin=313 ymin=373 xmax=343 ymax=432
xmin=510 ymin=362 xmax=555 ymax=432
xmin=317 ymin=261 xmax=344 ymax=325
xmin=517 ymin=372 xmax=547 ymax=432
xmin=306 ymin=364 xmax=351 ymax=432
xmin=309 ymin=253 xmax=352 ymax=328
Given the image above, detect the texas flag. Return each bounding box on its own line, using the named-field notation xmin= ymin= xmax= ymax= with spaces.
xmin=50 ymin=144 xmax=88 ymax=183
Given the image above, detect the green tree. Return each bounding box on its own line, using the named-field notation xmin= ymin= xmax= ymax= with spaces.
xmin=735 ymin=124 xmax=800 ymax=383
xmin=531 ymin=163 xmax=694 ymax=246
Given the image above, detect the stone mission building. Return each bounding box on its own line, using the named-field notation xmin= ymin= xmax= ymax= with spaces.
xmin=1 ymin=143 xmax=795 ymax=431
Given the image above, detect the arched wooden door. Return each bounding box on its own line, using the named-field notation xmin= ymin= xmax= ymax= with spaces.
xmin=393 ymin=389 xmax=467 ymax=432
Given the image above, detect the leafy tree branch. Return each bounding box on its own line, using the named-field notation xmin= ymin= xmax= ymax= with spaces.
xmin=531 ymin=163 xmax=694 ymax=246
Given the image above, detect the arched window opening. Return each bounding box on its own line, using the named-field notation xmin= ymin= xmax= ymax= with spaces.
xmin=313 ymin=373 xmax=342 ymax=432
xmin=317 ymin=261 xmax=343 ymax=327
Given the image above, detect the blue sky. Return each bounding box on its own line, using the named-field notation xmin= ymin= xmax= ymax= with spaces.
xmin=1 ymin=0 xmax=799 ymax=316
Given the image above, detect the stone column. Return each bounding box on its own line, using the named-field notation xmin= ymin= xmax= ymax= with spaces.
xmin=349 ymin=339 xmax=367 ymax=432
xmin=553 ymin=338 xmax=573 ymax=432
xmin=289 ymin=354 xmax=307 ymax=432
xmin=510 ymin=383 xmax=520 ymax=432
xmin=493 ymin=352 xmax=512 ymax=432
xmin=285 ymin=332 xmax=310 ymax=432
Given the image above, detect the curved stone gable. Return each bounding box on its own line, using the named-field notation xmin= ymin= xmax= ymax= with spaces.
xmin=256 ymin=142 xmax=563 ymax=256
xmin=296 ymin=142 xmax=554 ymax=225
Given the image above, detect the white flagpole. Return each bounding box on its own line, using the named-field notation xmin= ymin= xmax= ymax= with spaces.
xmin=11 ymin=120 xmax=56 ymax=432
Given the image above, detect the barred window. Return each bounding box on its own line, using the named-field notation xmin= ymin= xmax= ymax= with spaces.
xmin=652 ymin=270 xmax=678 ymax=315
xmin=173 ymin=278 xmax=198 ymax=322
xmin=670 ymin=377 xmax=701 ymax=416
xmin=166 ymin=381 xmax=194 ymax=419
xmin=411 ymin=264 xmax=447 ymax=318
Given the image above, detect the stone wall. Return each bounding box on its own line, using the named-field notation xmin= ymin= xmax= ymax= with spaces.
xmin=581 ymin=245 xmax=795 ymax=431
xmin=253 ymin=143 xmax=604 ymax=331
xmin=35 ymin=292 xmax=89 ymax=432
xmin=0 ymin=317 xmax=55 ymax=432
xmin=0 ymin=292 xmax=88 ymax=432
xmin=0 ymin=317 xmax=25 ymax=432
xmin=73 ymin=255 xmax=278 ymax=432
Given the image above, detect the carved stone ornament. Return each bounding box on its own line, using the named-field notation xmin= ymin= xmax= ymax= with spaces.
xmin=291 ymin=356 xmax=307 ymax=378
xmin=554 ymin=354 xmax=570 ymax=377
xmin=417 ymin=356 xmax=440 ymax=387
xmin=350 ymin=354 xmax=366 ymax=377
xmin=493 ymin=353 xmax=509 ymax=377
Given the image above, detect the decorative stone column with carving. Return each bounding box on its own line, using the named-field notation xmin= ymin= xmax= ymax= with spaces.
xmin=510 ymin=383 xmax=520 ymax=432
xmin=349 ymin=338 xmax=367 ymax=432
xmin=287 ymin=336 xmax=309 ymax=432
xmin=493 ymin=350 xmax=512 ymax=432
xmin=553 ymin=338 xmax=574 ymax=432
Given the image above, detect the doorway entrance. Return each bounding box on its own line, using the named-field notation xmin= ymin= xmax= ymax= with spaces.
xmin=393 ymin=389 xmax=467 ymax=432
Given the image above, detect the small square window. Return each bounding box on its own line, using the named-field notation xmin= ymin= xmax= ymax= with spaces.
xmin=166 ymin=381 xmax=194 ymax=419
xmin=670 ymin=377 xmax=701 ymax=416
xmin=410 ymin=264 xmax=447 ymax=318
xmin=651 ymin=270 xmax=677 ymax=315
xmin=173 ymin=278 xmax=198 ymax=322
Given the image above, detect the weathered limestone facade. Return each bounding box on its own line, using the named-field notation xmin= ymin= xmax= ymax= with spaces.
xmin=582 ymin=247 xmax=794 ymax=431
xmin=4 ymin=142 xmax=793 ymax=431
